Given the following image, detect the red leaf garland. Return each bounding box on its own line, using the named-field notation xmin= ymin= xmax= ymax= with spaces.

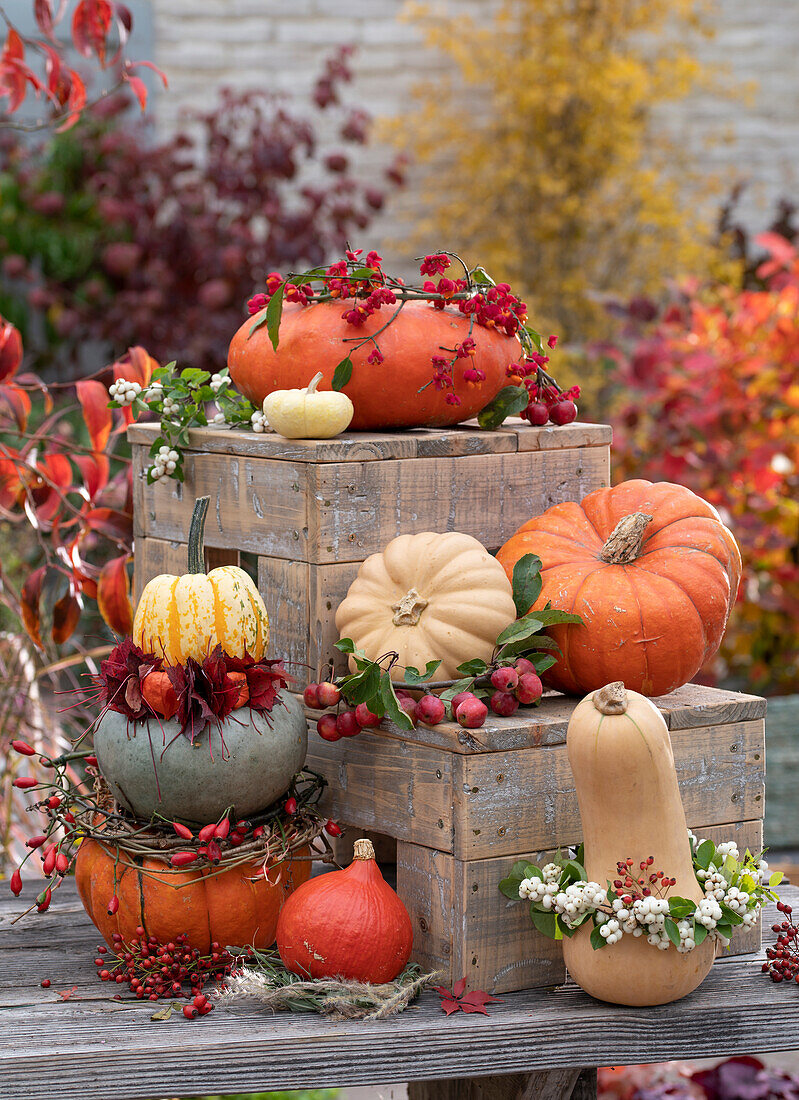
xmin=434 ymin=978 xmax=502 ymax=1017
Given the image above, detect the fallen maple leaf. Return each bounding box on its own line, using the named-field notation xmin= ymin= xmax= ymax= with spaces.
xmin=434 ymin=977 xmax=502 ymax=1017
xmin=57 ymin=986 xmax=78 ymax=1001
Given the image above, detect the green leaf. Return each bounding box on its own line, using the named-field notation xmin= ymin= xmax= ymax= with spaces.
xmin=439 ymin=677 xmax=475 ymax=717
xmin=533 ymin=607 xmax=584 ymax=627
xmin=349 ymin=266 xmax=379 ymax=279
xmin=339 ymin=664 xmax=381 ymax=705
xmin=664 ymin=917 xmax=682 ymax=948
xmin=469 ymin=266 xmax=496 ymax=287
xmin=522 ymin=324 xmax=544 ymax=355
xmin=528 ymin=654 xmax=557 ymax=676
xmin=456 ymin=658 xmax=489 ymax=677
xmin=495 ymin=615 xmax=545 ymax=647
xmin=265 ymin=283 xmax=285 ymax=350
xmin=590 ymin=925 xmax=607 ymax=951
xmin=668 ymin=897 xmax=696 ymax=920
xmin=511 ymin=554 xmax=543 ymax=618
xmin=334 ymin=637 xmax=360 ymax=655
xmin=693 ymin=923 xmax=708 ymax=946
xmin=380 ymin=675 xmax=414 ymax=731
xmin=564 ymin=859 xmax=587 ymax=881
xmin=770 ymin=871 xmax=784 ymax=889
xmin=695 ymin=840 xmax=716 ymax=871
xmin=477 ymin=385 xmax=529 ymax=431
xmin=529 ymin=907 xmax=558 ymax=939
xmin=403 ymin=660 xmax=441 ymax=685
xmin=332 ymin=356 xmax=353 ymax=391
xmin=718 ymin=904 xmax=743 ymax=927
xmin=499 ymin=877 xmax=524 ymax=901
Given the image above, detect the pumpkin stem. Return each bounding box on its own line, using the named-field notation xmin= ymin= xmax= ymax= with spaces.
xmin=593 ymin=681 xmax=628 ymax=715
xmin=187 ymin=496 xmax=210 ymax=575
xmin=599 ymin=512 xmax=653 ymax=564
xmin=353 ymin=838 xmax=376 ymax=861
xmin=306 ymin=372 xmax=324 ymax=395
xmin=392 ymin=588 xmax=429 ymax=627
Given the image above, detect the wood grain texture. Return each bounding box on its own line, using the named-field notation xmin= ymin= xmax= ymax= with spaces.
xmin=132 ymin=535 xmax=187 ymax=603
xmin=128 ymin=420 xmax=612 ymax=463
xmin=348 ymin=684 xmax=768 ymax=756
xmin=408 ymin=1069 xmax=586 ymax=1100
xmin=309 ymin=446 xmax=610 ymax=562
xmin=257 ymin=557 xmax=311 ymax=678
xmin=397 ymin=819 xmax=762 ymax=993
xmin=454 ymin=720 xmax=765 ymax=858
xmin=306 ymin=731 xmax=455 ymax=850
xmin=0 ymin=880 xmax=792 ymax=1100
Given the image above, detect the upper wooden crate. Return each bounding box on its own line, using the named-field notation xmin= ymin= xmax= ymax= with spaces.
xmin=128 ymin=419 xmax=611 ymax=565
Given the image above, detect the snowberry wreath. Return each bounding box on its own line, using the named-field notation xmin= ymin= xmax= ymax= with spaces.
xmin=500 ymin=832 xmax=783 ymax=954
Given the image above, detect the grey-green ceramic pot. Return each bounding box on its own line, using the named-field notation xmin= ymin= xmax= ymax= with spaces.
xmin=93 ymin=693 xmax=307 ymax=824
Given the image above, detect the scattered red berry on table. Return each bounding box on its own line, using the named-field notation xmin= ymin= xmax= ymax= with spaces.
xmin=456 ymin=697 xmax=488 ymax=729
xmin=416 ymin=695 xmax=446 ymax=726
xmin=40 ymin=979 xmax=50 ymax=988
xmin=524 ymin=402 xmax=550 ymax=426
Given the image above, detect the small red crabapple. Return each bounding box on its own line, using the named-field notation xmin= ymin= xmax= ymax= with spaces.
xmin=524 ymin=402 xmax=550 ymax=426
xmin=303 ymin=683 xmax=321 ymax=708
xmin=516 ymin=672 xmax=543 ymax=705
xmin=416 ymin=695 xmax=446 ymax=725
xmin=354 ymin=703 xmax=380 ymax=728
xmin=490 ymin=691 xmax=519 ymax=717
xmin=398 ymin=697 xmax=418 ymax=725
xmin=336 ymin=711 xmax=361 ymax=738
xmin=450 ymin=690 xmax=476 ymax=715
xmin=456 ymin=697 xmax=488 ymax=729
xmin=491 ymin=666 xmax=519 ymax=693
xmin=316 ymin=682 xmax=342 ymax=707
xmin=549 ymin=399 xmax=577 ymax=426
xmin=316 ymin=714 xmax=340 ymax=742
xmin=514 ymin=657 xmax=537 ymax=676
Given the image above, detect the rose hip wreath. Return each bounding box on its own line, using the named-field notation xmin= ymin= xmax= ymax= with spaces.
xmin=247 ymin=249 xmax=578 ymax=426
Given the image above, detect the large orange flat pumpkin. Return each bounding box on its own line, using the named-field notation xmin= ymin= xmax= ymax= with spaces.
xmin=496 ymin=480 xmax=742 ymax=697
xmin=228 ymin=300 xmax=522 ymax=431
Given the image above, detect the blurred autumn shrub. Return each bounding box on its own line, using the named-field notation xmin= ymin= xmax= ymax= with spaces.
xmin=605 ymin=234 xmax=799 ymax=695
xmin=0 ymin=47 xmax=404 ymax=375
xmin=399 ymin=0 xmax=728 ymax=345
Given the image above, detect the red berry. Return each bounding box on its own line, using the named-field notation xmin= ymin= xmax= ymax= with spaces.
xmin=284 ymin=797 xmax=298 ymax=815
xmin=336 ymin=710 xmax=361 ymax=738
xmin=491 ymin=667 xmax=519 ymax=693
xmin=354 ymin=703 xmax=380 ymax=728
xmin=84 ymin=755 xmax=98 ymax=768
xmin=26 ymin=834 xmax=47 ymax=849
xmin=324 ymin=819 xmax=342 ymax=837
xmin=516 ymin=672 xmax=543 ymax=705
xmin=46 ymin=796 xmax=61 ymax=809
xmin=549 ymin=399 xmax=577 ymax=426
xmin=11 ymin=740 xmax=36 ymax=756
xmin=316 ymin=713 xmax=340 ymax=742
xmin=456 ymin=697 xmax=488 ymax=729
xmin=198 ymin=823 xmax=217 ymax=843
xmin=214 ymin=817 xmax=230 ymax=840
xmin=394 ymin=689 xmax=415 ymax=702
xmin=490 ymin=691 xmax=519 ymax=717
xmin=303 ymin=684 xmax=321 ymax=708
xmin=107 ymin=895 xmax=120 ymax=915
xmin=10 ymin=869 xmax=22 ymax=896
xmin=398 ymin=697 xmax=418 ymax=725
xmin=55 ymin=852 xmax=69 ymax=875
xmin=13 ymin=777 xmax=37 ymax=789
xmin=41 ymin=979 xmax=51 ymax=988
xmin=514 ymin=657 xmax=537 ymax=676
xmin=36 ymin=888 xmax=51 ymax=912
xmin=524 ymin=402 xmax=550 ymax=426
xmin=170 ymin=851 xmax=199 ymax=868
xmin=316 ymin=682 xmax=341 ymax=707
xmin=183 ymin=1005 xmax=199 ymax=1019
xmin=416 ymin=695 xmax=446 ymax=726
xmin=450 ymin=690 xmax=476 ymax=715
xmin=173 ymin=821 xmax=193 ymax=840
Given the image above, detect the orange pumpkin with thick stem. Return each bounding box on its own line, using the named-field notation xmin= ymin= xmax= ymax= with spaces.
xmin=74 ymin=838 xmax=310 ymax=953
xmin=227 ymin=300 xmax=522 ymax=431
xmin=496 ymin=480 xmax=742 ymax=697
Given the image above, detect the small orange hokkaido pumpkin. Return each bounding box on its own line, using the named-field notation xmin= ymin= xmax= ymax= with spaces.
xmin=228 ymin=300 xmax=522 ymax=431
xmin=74 ymin=838 xmax=309 ymax=953
xmin=496 ymin=480 xmax=742 ymax=697
xmin=276 ymin=838 xmax=413 ymax=983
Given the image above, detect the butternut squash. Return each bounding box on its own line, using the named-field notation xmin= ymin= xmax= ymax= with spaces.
xmin=562 ymin=681 xmax=715 ymax=1006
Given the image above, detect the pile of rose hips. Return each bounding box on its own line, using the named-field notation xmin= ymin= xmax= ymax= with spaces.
xmin=763 ymin=901 xmax=799 ymax=984
xmin=612 ymin=857 xmax=678 ymax=903
xmin=94 ymin=929 xmax=244 ymax=1017
xmin=304 ymin=659 xmax=543 ymax=741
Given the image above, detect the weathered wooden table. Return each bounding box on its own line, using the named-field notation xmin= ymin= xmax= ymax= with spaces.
xmin=2 ymin=881 xmax=795 ymax=1100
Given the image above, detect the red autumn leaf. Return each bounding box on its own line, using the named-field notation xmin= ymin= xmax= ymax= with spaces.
xmin=2 ymin=27 xmax=23 ymax=62
xmin=97 ymin=554 xmax=133 ymax=635
xmin=71 ymin=0 xmax=113 ymax=63
xmin=21 ymin=566 xmax=46 ymax=649
xmin=34 ymin=0 xmax=57 ymax=40
xmin=52 ymin=588 xmax=81 ymax=644
xmin=84 ymin=506 xmax=133 ymax=544
xmin=40 ymin=41 xmax=62 ymax=100
xmin=0 ymin=317 xmax=23 ymax=383
xmin=74 ymin=453 xmax=110 ymax=500
xmin=32 ymin=452 xmax=74 ymax=526
xmin=55 ymin=68 xmax=86 ymax=132
xmin=76 ymin=379 xmax=112 ymax=453
xmin=440 ymin=999 xmax=461 ymax=1016
xmin=125 ymin=58 xmax=168 ymax=87
xmin=126 ymin=73 xmax=147 ymax=112
xmin=56 ymin=986 xmax=78 ymax=1001
xmin=0 ymin=452 xmax=21 ymax=511
xmin=452 ymin=976 xmax=467 ymax=998
xmin=434 ymin=977 xmax=502 ymax=1017
xmin=0 ymin=384 xmax=32 ymax=431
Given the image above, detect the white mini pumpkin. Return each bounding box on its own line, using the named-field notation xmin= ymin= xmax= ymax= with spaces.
xmin=335 ymin=531 xmax=516 ymax=680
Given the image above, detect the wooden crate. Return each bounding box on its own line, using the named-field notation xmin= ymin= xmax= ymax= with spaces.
xmin=128 ymin=419 xmax=611 ymax=686
xmin=305 ymin=683 xmax=767 ymax=993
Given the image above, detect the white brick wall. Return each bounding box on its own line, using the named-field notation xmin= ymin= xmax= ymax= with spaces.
xmin=149 ymin=0 xmax=799 ymax=252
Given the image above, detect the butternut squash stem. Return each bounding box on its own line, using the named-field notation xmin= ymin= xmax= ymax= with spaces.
xmin=599 ymin=512 xmax=653 ymax=564
xmin=592 ymin=681 xmax=628 ymax=714
xmin=187 ymin=496 xmax=210 ymax=575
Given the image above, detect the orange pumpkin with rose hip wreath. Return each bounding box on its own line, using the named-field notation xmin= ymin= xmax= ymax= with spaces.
xmin=496 ymin=480 xmax=742 ymax=697
xmin=74 ymin=837 xmax=310 ymax=953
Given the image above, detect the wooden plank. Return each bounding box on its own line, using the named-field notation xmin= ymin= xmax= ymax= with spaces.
xmin=310 ymin=561 xmax=361 ymax=679
xmin=397 ymin=819 xmax=762 ymax=994
xmin=132 ymin=535 xmax=186 ymax=603
xmin=454 ymin=720 xmax=765 ymax=858
xmin=309 ymin=446 xmax=610 ymax=562
xmin=0 ymin=883 xmax=796 ymax=1100
xmin=306 ymin=732 xmax=456 ymax=851
xmin=764 ymin=694 xmax=799 ymax=848
xmin=133 ymin=446 xmax=310 ymax=559
xmin=353 ymin=683 xmax=769 ymax=756
xmin=128 ymin=420 xmax=612 ymax=463
xmin=257 ymin=558 xmax=311 ymax=680
xmin=408 ymin=1069 xmax=586 ymax=1100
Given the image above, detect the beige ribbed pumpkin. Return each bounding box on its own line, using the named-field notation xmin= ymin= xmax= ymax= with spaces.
xmin=335 ymin=532 xmax=516 ymax=680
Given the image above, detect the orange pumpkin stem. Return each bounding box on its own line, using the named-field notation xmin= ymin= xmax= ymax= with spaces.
xmin=599 ymin=512 xmax=653 ymax=564
xmin=592 ymin=681 xmax=629 ymax=715
xmin=353 ymin=838 xmax=376 ymax=860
